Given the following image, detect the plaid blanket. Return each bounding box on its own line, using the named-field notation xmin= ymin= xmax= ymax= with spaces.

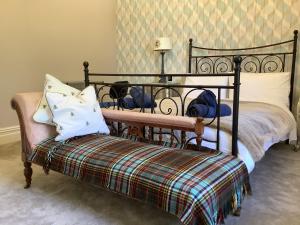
xmin=30 ymin=134 xmax=250 ymax=225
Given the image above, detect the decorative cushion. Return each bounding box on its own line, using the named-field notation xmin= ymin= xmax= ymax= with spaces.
xmin=229 ymin=72 xmax=291 ymax=108
xmin=33 ymin=74 xmax=80 ymax=125
xmin=46 ymin=86 xmax=110 ymax=141
xmin=182 ymin=76 xmax=229 ymax=100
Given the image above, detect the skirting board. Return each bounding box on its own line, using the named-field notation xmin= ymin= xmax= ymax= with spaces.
xmin=0 ymin=126 xmax=20 ymax=146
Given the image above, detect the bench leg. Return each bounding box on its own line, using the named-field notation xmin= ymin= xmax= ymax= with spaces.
xmin=24 ymin=162 xmax=32 ymax=189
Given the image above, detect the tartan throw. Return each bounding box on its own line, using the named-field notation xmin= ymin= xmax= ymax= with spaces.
xmin=30 ymin=134 xmax=251 ymax=225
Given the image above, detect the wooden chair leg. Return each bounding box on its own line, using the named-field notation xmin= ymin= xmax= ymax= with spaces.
xmin=24 ymin=162 xmax=32 ymax=189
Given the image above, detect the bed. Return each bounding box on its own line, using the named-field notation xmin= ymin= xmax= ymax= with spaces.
xmin=83 ymin=30 xmax=299 ymax=173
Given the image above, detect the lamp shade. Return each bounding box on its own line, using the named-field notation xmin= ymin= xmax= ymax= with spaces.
xmin=154 ymin=37 xmax=172 ymax=51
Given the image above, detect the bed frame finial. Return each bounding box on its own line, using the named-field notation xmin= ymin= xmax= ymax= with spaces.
xmin=233 ymin=55 xmax=242 ymax=65
xmin=294 ymin=30 xmax=298 ymax=36
xmin=83 ymin=61 xmax=89 ymax=70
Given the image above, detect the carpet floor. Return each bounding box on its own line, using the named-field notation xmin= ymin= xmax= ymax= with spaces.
xmin=0 ymin=142 xmax=299 ymax=225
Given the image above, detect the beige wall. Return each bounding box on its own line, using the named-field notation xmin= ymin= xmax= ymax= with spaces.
xmin=0 ymin=0 xmax=117 ymax=127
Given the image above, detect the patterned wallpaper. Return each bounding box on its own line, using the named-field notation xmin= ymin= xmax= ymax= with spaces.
xmin=116 ymin=0 xmax=300 ymax=108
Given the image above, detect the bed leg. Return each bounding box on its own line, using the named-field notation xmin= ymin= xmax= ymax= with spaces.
xmin=24 ymin=162 xmax=33 ymax=189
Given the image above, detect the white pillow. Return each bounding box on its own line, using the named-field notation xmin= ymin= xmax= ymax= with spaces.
xmin=182 ymin=76 xmax=229 ymax=99
xmin=33 ymin=74 xmax=81 ymax=125
xmin=46 ymin=86 xmax=110 ymax=141
xmin=229 ymin=72 xmax=291 ymax=108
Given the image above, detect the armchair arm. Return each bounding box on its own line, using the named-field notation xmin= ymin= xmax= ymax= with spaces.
xmin=101 ymin=109 xmax=204 ymax=147
xmin=11 ymin=92 xmax=56 ymax=161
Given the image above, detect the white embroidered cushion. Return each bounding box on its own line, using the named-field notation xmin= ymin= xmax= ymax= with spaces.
xmin=33 ymin=74 xmax=80 ymax=125
xmin=46 ymin=86 xmax=110 ymax=141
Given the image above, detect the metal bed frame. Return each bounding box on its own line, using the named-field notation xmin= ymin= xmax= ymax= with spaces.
xmin=83 ymin=30 xmax=298 ymax=157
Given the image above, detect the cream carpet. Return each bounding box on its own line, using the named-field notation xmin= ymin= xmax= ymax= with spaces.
xmin=0 ymin=142 xmax=299 ymax=225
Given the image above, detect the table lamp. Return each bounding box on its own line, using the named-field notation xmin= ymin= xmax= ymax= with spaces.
xmin=154 ymin=37 xmax=172 ymax=83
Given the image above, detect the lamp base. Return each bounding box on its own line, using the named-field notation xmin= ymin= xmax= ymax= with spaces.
xmin=158 ymin=51 xmax=167 ymax=83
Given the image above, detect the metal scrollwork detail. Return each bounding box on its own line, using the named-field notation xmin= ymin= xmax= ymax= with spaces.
xmin=241 ymin=56 xmax=260 ymax=72
xmin=157 ymin=97 xmax=179 ymax=115
xmin=214 ymin=57 xmax=233 ymax=73
xmin=261 ymin=55 xmax=283 ymax=72
xmin=97 ymin=85 xmax=117 ymax=110
xmin=196 ymin=57 xmax=214 ymax=74
xmin=153 ymin=87 xmax=182 ymax=116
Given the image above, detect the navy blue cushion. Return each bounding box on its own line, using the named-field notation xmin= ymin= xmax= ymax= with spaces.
xmin=187 ymin=103 xmax=231 ymax=118
xmin=130 ymin=86 xmax=157 ymax=108
xmin=119 ymin=98 xmax=137 ymax=109
xmin=100 ymin=97 xmax=137 ymax=109
xmin=186 ymin=90 xmax=231 ymax=118
xmin=195 ymin=90 xmax=217 ymax=107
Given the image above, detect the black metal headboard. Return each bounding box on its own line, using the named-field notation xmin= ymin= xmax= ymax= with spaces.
xmin=188 ymin=30 xmax=298 ymax=110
